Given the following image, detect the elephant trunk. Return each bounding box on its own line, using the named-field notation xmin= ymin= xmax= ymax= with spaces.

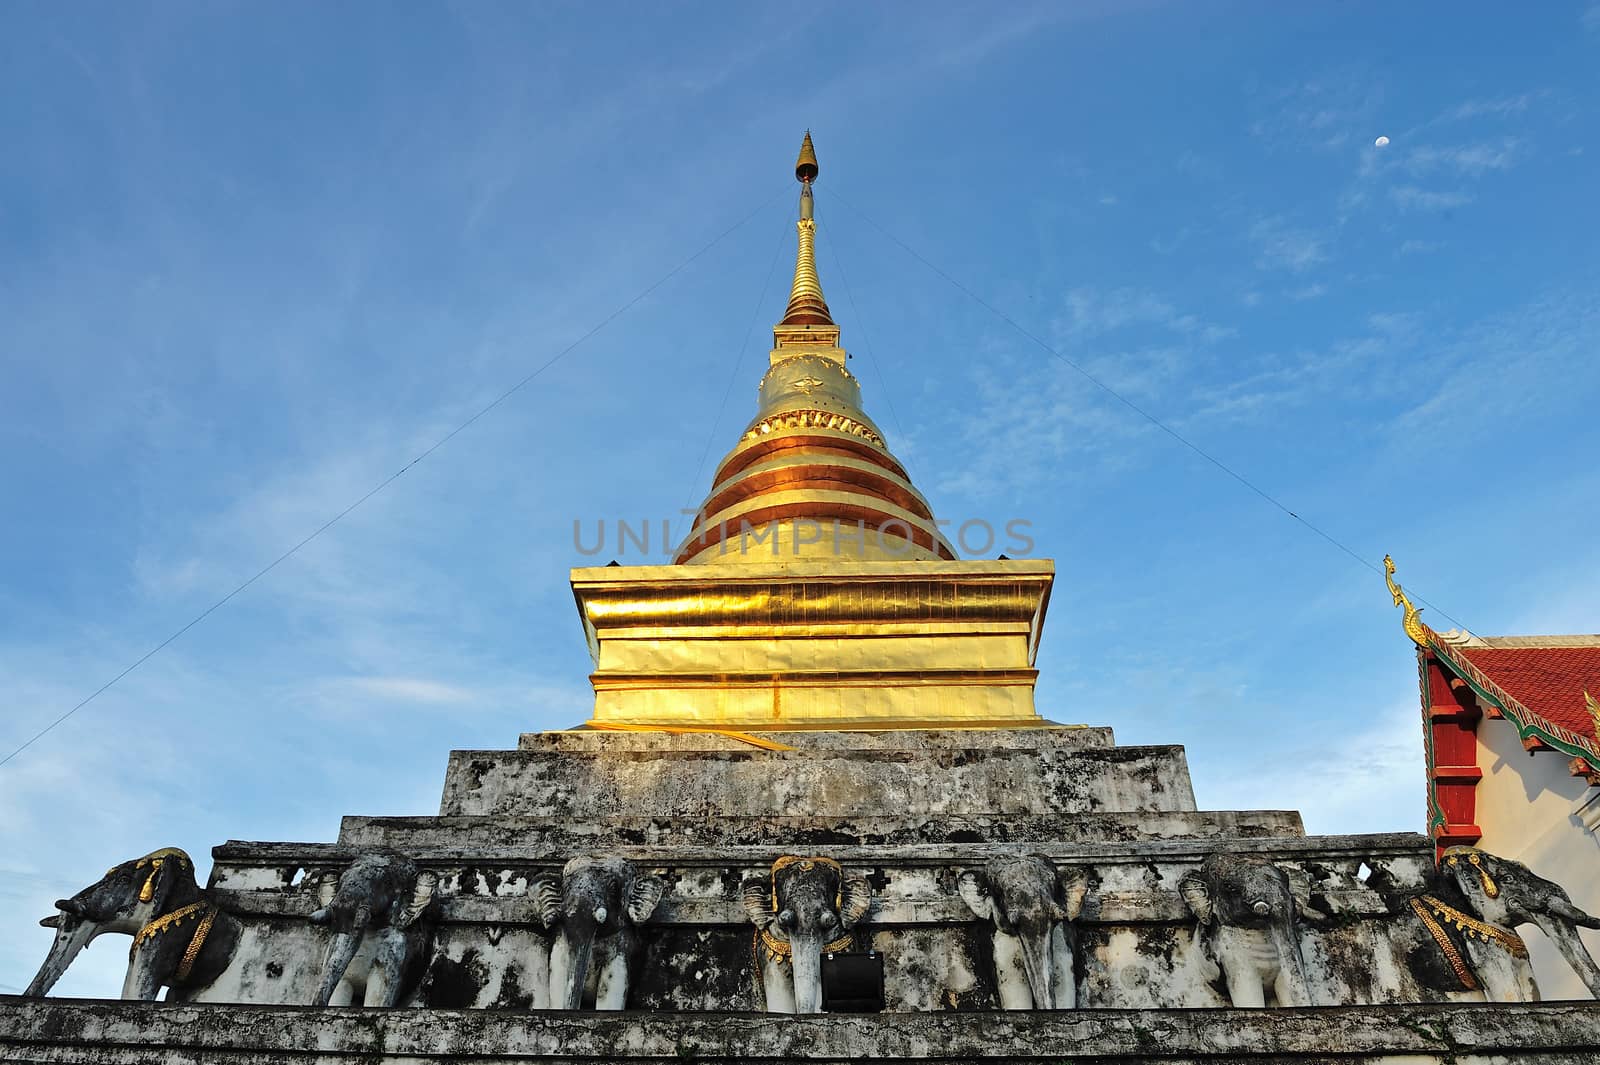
xmin=313 ymin=902 xmax=371 ymax=1007
xmin=1016 ymin=923 xmax=1057 ymax=1009
xmin=1535 ymin=913 xmax=1600 ymax=998
xmin=551 ymin=921 xmax=597 ymax=1010
xmin=788 ymin=931 xmax=826 ymax=1014
xmin=25 ymin=912 xmax=100 ymax=997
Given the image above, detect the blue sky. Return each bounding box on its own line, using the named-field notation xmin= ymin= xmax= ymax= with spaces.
xmin=2 ymin=2 xmax=1597 ymax=995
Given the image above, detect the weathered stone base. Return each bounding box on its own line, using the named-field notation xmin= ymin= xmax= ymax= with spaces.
xmin=4 ymin=998 xmax=1599 ymax=1063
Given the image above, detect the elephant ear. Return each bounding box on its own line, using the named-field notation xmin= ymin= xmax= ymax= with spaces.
xmin=1179 ymin=871 xmax=1213 ymax=925
xmin=310 ymin=869 xmax=341 ymax=921
xmin=626 ymin=874 xmax=665 ymax=925
xmin=741 ymin=876 xmax=776 ymax=930
xmin=396 ymin=871 xmax=438 ymax=929
xmin=840 ymin=875 xmax=873 ymax=929
xmin=957 ymin=870 xmax=993 ymax=921
xmin=534 ymin=876 xmax=563 ymax=929
xmin=1056 ymin=866 xmax=1090 ymax=922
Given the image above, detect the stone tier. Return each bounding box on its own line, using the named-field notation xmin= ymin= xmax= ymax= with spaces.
xmin=439 ymin=743 xmax=1196 ymax=818
xmin=338 ymin=807 xmax=1306 ymax=851
xmin=195 ymin=833 xmax=1444 ymax=1012
xmin=517 ymin=725 xmax=1115 ymax=752
xmin=4 ymin=998 xmax=1599 ymax=1063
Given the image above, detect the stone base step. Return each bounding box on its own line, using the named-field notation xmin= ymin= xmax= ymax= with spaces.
xmin=2 ymin=999 xmax=1597 ymax=1063
xmin=338 ymin=808 xmax=1305 ymax=851
xmin=517 ymin=724 xmax=1113 ymax=753
xmin=439 ymin=744 xmax=1197 ymax=818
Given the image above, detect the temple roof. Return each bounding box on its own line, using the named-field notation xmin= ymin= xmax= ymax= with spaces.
xmin=1386 ymin=557 xmax=1600 ymax=854
xmin=1447 ymin=638 xmax=1600 ymax=750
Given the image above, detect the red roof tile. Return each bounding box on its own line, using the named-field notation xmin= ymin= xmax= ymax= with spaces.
xmin=1455 ymin=645 xmax=1600 ymax=743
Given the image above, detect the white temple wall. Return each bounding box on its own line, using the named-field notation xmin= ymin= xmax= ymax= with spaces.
xmin=1475 ymin=714 xmax=1600 ymax=1000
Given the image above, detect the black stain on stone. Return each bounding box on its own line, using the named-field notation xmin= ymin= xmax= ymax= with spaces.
xmin=634 ymin=928 xmax=751 ymax=1010
xmin=264 ymin=961 xmax=283 ymax=980
xmin=490 ymin=959 xmax=531 ymax=1010
xmin=424 ymin=949 xmax=488 ymax=1009
xmin=1134 ymin=925 xmax=1179 ymax=968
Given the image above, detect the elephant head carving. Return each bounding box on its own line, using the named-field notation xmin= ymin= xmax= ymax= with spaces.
xmin=741 ymin=855 xmax=872 ymax=1014
xmin=1406 ymin=846 xmax=1600 ymax=1001
xmin=958 ymin=856 xmax=1087 ymax=1009
xmin=26 ymin=847 xmax=241 ymax=1001
xmin=309 ymin=850 xmax=437 ymax=1007
xmin=1179 ymin=853 xmax=1313 ymax=1008
xmin=538 ymin=856 xmax=663 ymax=1010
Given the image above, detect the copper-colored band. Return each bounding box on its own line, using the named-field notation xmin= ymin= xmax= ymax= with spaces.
xmin=698 ymin=465 xmax=934 ymax=528
xmin=713 ymin=434 xmax=907 ymax=485
xmin=674 ymin=500 xmax=955 ymax=564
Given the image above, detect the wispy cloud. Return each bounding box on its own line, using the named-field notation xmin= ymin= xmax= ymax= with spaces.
xmin=1249 ymin=72 xmax=1384 ymax=152
xmin=316 ymin=675 xmax=477 ymax=705
xmin=1389 ymin=185 xmax=1473 ymax=211
xmin=1441 ymin=95 xmax=1534 ymax=122
xmin=1250 ymin=217 xmax=1328 ymax=273
xmin=1057 ymin=287 xmax=1235 ymax=343
xmin=1196 ymin=699 xmax=1424 ymax=834
xmin=1398 ymin=239 xmax=1442 ymax=255
xmin=1403 ymin=138 xmax=1520 ymax=176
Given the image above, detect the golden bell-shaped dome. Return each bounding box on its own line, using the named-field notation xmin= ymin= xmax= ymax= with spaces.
xmin=674 ymin=133 xmax=953 ymax=566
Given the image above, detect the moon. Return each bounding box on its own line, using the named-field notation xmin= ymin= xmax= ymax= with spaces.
xmin=1374 ymin=135 xmax=1390 ymax=148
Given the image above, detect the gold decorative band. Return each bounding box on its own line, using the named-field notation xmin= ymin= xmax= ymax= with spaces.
xmin=176 ymin=906 xmax=218 ymax=982
xmin=1410 ymin=893 xmax=1527 ymax=991
xmin=1410 ymin=897 xmax=1476 ymax=990
xmin=132 ymin=900 xmax=220 ymax=984
xmin=133 ymin=901 xmax=209 ymax=950
xmin=742 ymin=410 xmax=883 ymax=447
xmin=757 ymin=926 xmax=854 ymax=961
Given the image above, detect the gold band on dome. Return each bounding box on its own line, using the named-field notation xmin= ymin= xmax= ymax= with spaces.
xmin=742 ymin=408 xmax=880 ymax=446
xmin=713 ymin=432 xmax=907 ymax=485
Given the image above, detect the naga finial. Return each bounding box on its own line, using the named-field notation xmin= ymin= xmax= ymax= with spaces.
xmin=1384 ymin=555 xmax=1433 ymax=648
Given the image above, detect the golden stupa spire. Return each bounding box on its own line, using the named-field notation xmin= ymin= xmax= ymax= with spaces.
xmin=780 ymin=132 xmax=834 ymax=327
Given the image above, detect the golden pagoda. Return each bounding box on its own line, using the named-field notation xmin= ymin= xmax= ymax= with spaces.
xmin=570 ymin=135 xmax=1053 ymax=729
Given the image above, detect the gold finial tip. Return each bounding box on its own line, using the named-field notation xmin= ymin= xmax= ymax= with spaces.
xmin=795 ymin=131 xmax=818 ymax=183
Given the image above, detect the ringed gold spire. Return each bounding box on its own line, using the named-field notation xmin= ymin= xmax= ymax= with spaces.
xmin=673 ymin=132 xmax=955 ymax=565
xmin=780 ymin=132 xmax=834 ymax=328
xmin=569 ymin=133 xmax=1052 ymax=731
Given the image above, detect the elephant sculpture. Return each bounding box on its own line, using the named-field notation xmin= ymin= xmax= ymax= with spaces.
xmin=309 ymin=850 xmax=437 ymax=1007
xmin=1438 ymin=846 xmax=1600 ymax=998
xmin=25 ymin=847 xmax=242 ymax=1001
xmin=537 ymin=855 xmax=664 ymax=1010
xmin=958 ymin=855 xmax=1088 ymax=1009
xmin=1179 ymin=852 xmax=1313 ymax=1008
xmin=1367 ymin=846 xmax=1600 ymax=1002
xmin=742 ymin=855 xmax=872 ymax=1014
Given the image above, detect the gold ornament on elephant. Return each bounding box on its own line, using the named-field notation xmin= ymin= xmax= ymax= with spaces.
xmin=1446 ymin=850 xmax=1501 ymax=899
xmin=758 ymin=856 xmax=854 ymax=960
xmin=1410 ymin=894 xmax=1528 ymax=991
xmin=112 ymin=847 xmax=193 ymax=905
xmin=130 ymin=900 xmax=220 ymax=983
